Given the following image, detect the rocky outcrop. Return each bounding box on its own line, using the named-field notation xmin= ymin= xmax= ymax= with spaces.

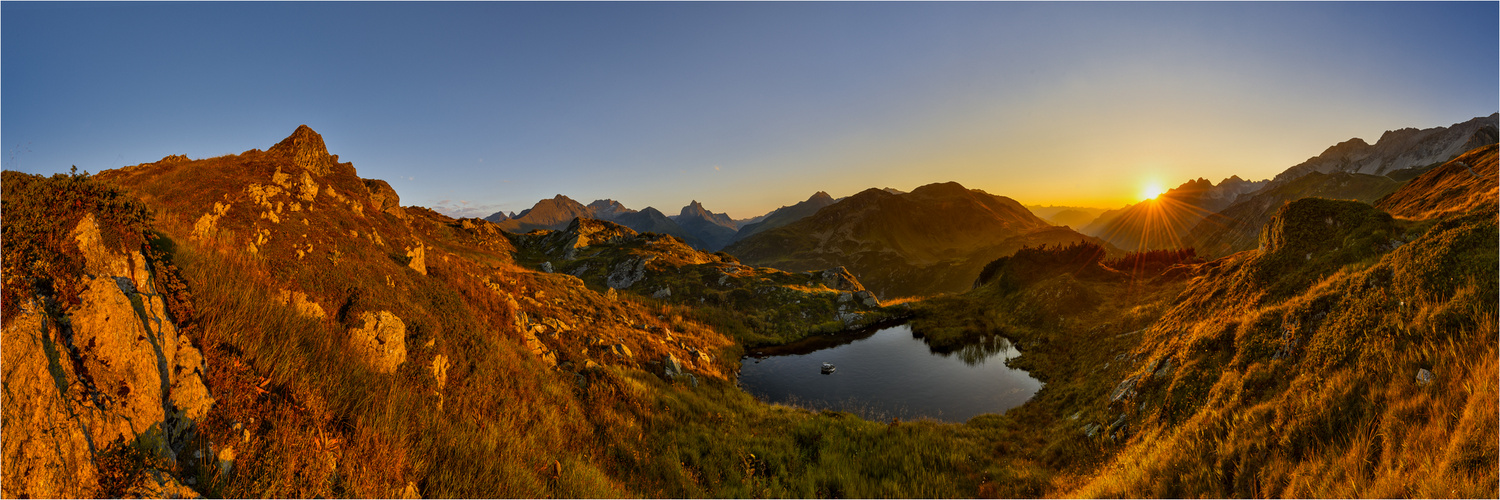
xmin=2 ymin=217 xmax=212 ymax=498
xmin=405 ymin=244 xmax=427 ymax=275
xmin=349 ymin=311 xmax=408 ymax=374
xmin=267 ymin=124 xmax=340 ymax=176
xmin=363 ymin=179 xmax=407 ymax=220
xmin=607 ymin=256 xmax=654 ymax=289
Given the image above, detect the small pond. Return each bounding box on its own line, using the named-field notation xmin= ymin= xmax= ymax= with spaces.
xmin=738 ymin=324 xmax=1042 ymax=423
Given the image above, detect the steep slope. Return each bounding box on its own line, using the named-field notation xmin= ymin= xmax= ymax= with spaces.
xmin=674 ymin=200 xmax=739 ymax=251
xmin=725 ymin=181 xmax=1110 ymax=297
xmin=1185 ymin=171 xmax=1402 ymax=257
xmin=733 ymin=191 xmax=837 ymax=242
xmin=493 ymin=194 xmax=594 ymax=233
xmin=1270 ymin=113 xmax=1498 ymax=183
xmin=1375 ymin=143 xmax=1498 ymax=220
xmin=1080 ymin=176 xmax=1266 ymax=251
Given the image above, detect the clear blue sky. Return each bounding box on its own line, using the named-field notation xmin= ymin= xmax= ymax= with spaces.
xmin=4 ymin=2 xmax=1496 ymax=218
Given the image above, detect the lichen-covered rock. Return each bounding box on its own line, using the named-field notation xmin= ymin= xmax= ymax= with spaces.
xmin=349 ymin=311 xmax=408 ymax=374
xmin=2 ymin=216 xmax=212 ymax=498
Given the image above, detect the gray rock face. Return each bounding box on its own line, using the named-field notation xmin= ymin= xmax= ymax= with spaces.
xmin=663 ymin=353 xmax=684 ymax=379
xmin=1271 ymin=113 xmax=1498 ymax=184
xmin=606 ymin=256 xmax=653 ymax=289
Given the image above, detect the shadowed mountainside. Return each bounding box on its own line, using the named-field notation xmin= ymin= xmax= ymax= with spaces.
xmin=733 ymin=191 xmax=837 ymax=242
xmin=1184 ymin=171 xmax=1402 ymax=258
xmin=673 ymin=200 xmax=739 ymax=251
xmin=725 ymin=181 xmax=1115 ymax=297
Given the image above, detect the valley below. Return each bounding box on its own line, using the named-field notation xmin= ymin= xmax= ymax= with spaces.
xmin=3 ymin=120 xmax=1497 ymax=498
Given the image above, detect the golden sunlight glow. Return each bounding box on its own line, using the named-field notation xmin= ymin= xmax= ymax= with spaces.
xmin=1140 ymin=183 xmax=1166 ymax=201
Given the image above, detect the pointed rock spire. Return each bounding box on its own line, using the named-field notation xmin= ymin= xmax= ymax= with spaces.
xmin=269 ymin=125 xmax=337 ymax=175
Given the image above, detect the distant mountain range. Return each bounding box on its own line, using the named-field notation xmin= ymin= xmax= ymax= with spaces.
xmin=1025 ymin=204 xmax=1110 ymax=229
xmin=484 ymin=194 xmax=820 ymax=252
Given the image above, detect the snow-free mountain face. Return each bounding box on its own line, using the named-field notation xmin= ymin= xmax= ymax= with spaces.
xmin=1270 ymin=113 xmax=1498 ymax=183
xmin=674 ymin=200 xmax=739 ymax=251
xmin=725 ymin=181 xmax=1111 ymax=297
xmin=734 ymin=191 xmax=837 ymax=242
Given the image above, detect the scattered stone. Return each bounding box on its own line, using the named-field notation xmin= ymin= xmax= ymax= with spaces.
xmin=1416 ymin=368 xmax=1435 ymax=386
xmin=652 ymin=286 xmax=672 ymax=300
xmin=610 ymin=343 xmax=634 ymax=359
xmin=521 ymin=327 xmax=557 ymax=367
xmin=1152 ymin=357 xmax=1175 ymax=379
xmin=1081 ymin=423 xmax=1101 ymax=438
xmin=663 ymin=353 xmax=684 ymax=378
xmin=539 ymin=261 xmax=554 ymax=273
xmin=855 ymin=290 xmax=880 ymax=308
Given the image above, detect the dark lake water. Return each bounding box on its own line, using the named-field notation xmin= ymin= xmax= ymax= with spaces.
xmin=738 ymin=324 xmax=1042 ymax=423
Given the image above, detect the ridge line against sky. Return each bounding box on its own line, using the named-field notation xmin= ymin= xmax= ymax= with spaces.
xmin=3 ymin=1 xmax=1497 ymax=219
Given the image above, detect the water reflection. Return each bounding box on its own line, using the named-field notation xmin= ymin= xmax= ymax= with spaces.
xmin=739 ymin=324 xmax=1041 ymax=423
xmin=935 ymin=333 xmax=1014 ymax=366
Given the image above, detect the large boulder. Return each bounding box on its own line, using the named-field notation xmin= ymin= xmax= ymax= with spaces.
xmin=349 ymin=311 xmax=408 ymax=374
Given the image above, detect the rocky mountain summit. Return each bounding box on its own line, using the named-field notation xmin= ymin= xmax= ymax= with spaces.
xmin=672 ymin=200 xmax=739 ymax=251
xmin=1270 ymin=113 xmax=1497 ymax=184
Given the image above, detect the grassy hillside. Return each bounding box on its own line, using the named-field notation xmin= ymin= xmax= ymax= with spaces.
xmin=910 ymin=189 xmax=1498 ymax=496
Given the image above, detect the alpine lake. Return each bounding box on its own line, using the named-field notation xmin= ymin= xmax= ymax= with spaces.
xmin=738 ymin=323 xmax=1042 ymax=423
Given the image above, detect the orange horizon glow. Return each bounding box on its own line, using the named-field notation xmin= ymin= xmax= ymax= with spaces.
xmin=1139 ymin=183 xmax=1166 ymax=202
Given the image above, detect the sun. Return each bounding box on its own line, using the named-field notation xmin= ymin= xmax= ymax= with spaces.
xmin=1140 ymin=182 xmax=1166 ymax=201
